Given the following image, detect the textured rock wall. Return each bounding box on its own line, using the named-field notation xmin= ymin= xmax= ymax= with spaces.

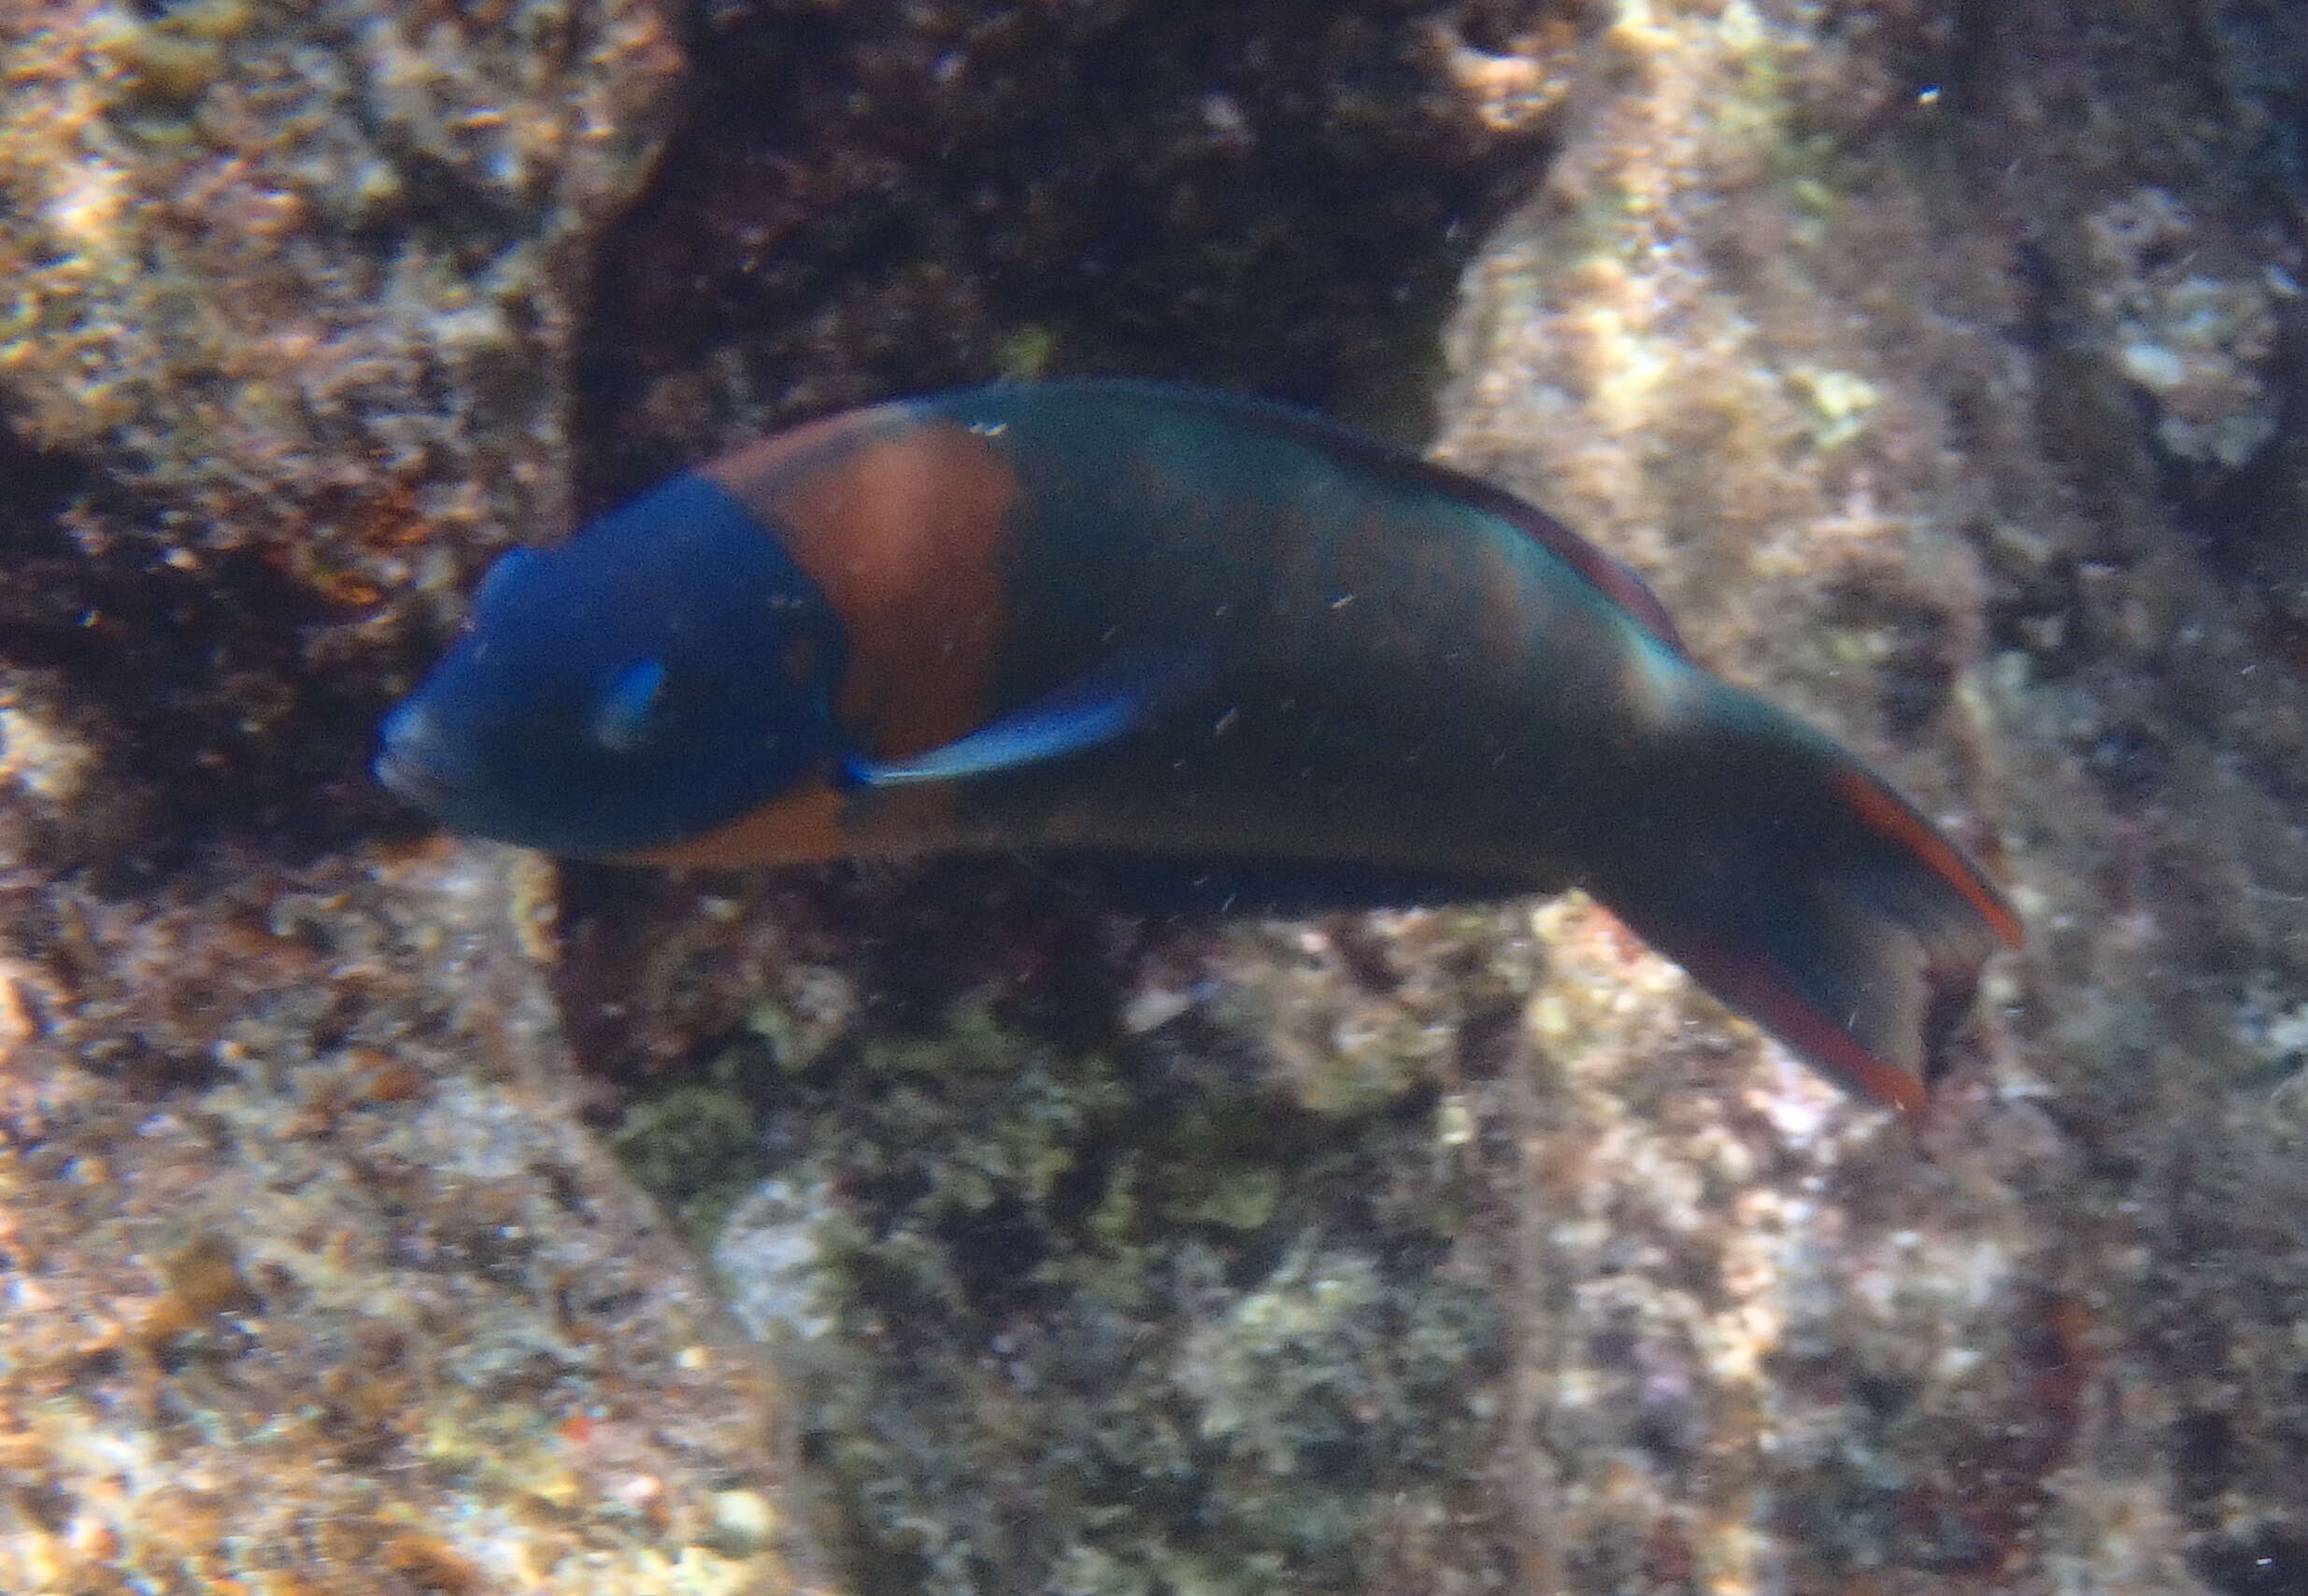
xmin=0 ymin=4 xmax=825 ymax=1590
xmin=4 ymin=0 xmax=2307 ymax=1592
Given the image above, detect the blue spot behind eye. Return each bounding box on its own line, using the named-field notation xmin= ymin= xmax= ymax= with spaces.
xmin=594 ymin=657 xmax=667 ymax=754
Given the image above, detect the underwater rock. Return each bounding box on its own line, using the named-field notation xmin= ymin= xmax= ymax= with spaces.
xmin=574 ymin=0 xmax=1595 ymax=500
xmin=2082 ymin=187 xmax=2285 ymax=477
xmin=0 ymin=843 xmax=820 ymax=1592
xmin=0 ymin=0 xmax=688 ymax=869
xmin=0 ymin=3 xmax=826 ymax=1589
xmin=7 ymin=0 xmax=2308 ymax=1591
xmin=650 ymin=0 xmax=2308 ymax=1590
xmin=0 ymin=0 xmax=677 ymax=565
xmin=1435 ymin=1 xmax=2308 ymax=1590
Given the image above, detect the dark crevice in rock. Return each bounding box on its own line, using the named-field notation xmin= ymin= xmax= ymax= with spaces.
xmin=0 ymin=420 xmax=419 ymax=879
xmin=570 ymin=0 xmax=1588 ymax=509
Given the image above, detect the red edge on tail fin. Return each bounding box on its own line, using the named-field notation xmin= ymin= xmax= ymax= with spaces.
xmin=1831 ymin=768 xmax=2024 ymax=948
xmin=1646 ymin=922 xmax=1930 ymax=1114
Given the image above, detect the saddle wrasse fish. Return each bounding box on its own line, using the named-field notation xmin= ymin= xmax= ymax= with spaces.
xmin=376 ymin=380 xmax=2020 ymax=1111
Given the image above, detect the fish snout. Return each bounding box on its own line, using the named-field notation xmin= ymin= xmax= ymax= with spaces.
xmin=373 ymin=700 xmax=471 ymax=817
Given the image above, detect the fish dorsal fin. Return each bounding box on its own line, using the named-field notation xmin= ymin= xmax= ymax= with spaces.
xmin=1415 ymin=469 xmax=1689 ymax=658
xmin=845 ymin=643 xmax=1209 ymax=788
xmin=1006 ymin=379 xmax=1691 ymax=658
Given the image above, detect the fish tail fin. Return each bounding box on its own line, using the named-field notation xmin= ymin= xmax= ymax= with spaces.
xmin=1586 ymin=691 xmax=2021 ymax=1113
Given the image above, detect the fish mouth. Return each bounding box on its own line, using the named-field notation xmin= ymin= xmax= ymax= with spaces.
xmin=373 ymin=703 xmax=468 ymax=817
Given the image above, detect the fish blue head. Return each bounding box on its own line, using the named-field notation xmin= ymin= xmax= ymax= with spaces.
xmin=375 ymin=474 xmax=848 ymax=857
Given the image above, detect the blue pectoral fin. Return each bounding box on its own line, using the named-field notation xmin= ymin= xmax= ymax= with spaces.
xmin=844 ymin=644 xmax=1210 ymax=788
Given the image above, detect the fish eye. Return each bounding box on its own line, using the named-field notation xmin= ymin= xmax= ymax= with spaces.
xmin=592 ymin=657 xmax=668 ymax=754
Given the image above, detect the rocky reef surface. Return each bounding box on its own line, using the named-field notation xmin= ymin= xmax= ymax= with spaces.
xmin=2 ymin=1 xmax=2305 ymax=1592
